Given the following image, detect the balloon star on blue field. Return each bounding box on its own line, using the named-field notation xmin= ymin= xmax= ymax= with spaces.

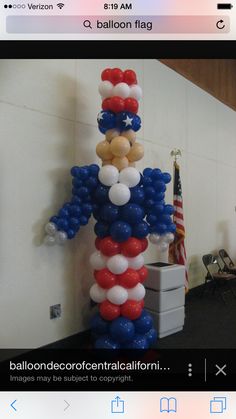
xmin=97 ymin=111 xmax=104 ymax=122
xmin=123 ymin=115 xmax=133 ymax=127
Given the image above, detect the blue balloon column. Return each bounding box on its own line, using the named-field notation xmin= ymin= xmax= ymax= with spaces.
xmin=44 ymin=68 xmax=176 ymax=349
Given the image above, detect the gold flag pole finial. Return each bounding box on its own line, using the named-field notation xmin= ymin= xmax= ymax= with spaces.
xmin=170 ymin=149 xmax=182 ymax=162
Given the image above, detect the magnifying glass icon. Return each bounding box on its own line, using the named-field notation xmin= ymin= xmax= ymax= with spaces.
xmin=83 ymin=19 xmax=92 ymax=29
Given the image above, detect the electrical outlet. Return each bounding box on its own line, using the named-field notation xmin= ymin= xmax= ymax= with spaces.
xmin=50 ymin=304 xmax=61 ymax=319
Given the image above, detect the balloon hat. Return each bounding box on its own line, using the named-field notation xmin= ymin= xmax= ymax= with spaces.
xmin=44 ymin=68 xmax=176 ymax=349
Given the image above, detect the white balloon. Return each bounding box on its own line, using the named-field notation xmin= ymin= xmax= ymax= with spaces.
xmin=45 ymin=222 xmax=57 ymax=236
xmin=55 ymin=231 xmax=68 ymax=245
xmin=44 ymin=235 xmax=56 ymax=246
xmin=107 ymin=254 xmax=129 ymax=274
xmin=128 ymin=283 xmax=146 ymax=301
xmin=89 ymin=284 xmax=106 ymax=303
xmin=158 ymin=242 xmax=169 ymax=252
xmin=108 ymin=183 xmax=131 ymax=206
xmin=98 ymin=165 xmax=119 ymax=186
xmin=89 ymin=251 xmax=107 ymax=270
xmin=130 ymin=84 xmax=142 ymax=100
xmin=119 ymin=167 xmax=140 ymax=188
xmin=149 ymin=233 xmax=161 ymax=244
xmin=98 ymin=81 xmax=113 ymax=98
xmin=127 ymin=254 xmax=144 ymax=270
xmin=164 ymin=233 xmax=175 ymax=244
xmin=113 ymin=82 xmax=130 ymax=99
xmin=107 ymin=285 xmax=128 ymax=305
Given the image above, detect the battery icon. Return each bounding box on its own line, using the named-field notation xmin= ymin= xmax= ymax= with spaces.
xmin=217 ymin=3 xmax=233 ymax=8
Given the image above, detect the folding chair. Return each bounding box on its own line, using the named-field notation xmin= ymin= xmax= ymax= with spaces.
xmin=202 ymin=253 xmax=236 ymax=303
xmin=219 ymin=249 xmax=236 ymax=274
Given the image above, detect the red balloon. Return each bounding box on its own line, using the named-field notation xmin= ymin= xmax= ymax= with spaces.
xmin=137 ymin=266 xmax=148 ymax=283
xmin=125 ymin=98 xmax=139 ymax=114
xmin=140 ymin=238 xmax=148 ymax=252
xmin=95 ymin=268 xmax=118 ymax=289
xmin=118 ymin=268 xmax=140 ymax=288
xmin=101 ymin=68 xmax=112 ymax=81
xmin=95 ymin=237 xmax=102 ymax=250
xmin=100 ymin=236 xmax=121 ymax=257
xmin=100 ymin=300 xmax=121 ymax=320
xmin=110 ymin=68 xmax=124 ymax=85
xmin=121 ymin=300 xmax=142 ymax=320
xmin=121 ymin=237 xmax=142 ymax=257
xmin=123 ymin=70 xmax=137 ymax=85
xmin=102 ymin=98 xmax=112 ymax=111
xmin=140 ymin=299 xmax=145 ymax=308
xmin=110 ymin=96 xmax=125 ymax=113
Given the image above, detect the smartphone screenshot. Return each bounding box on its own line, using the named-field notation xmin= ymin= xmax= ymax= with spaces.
xmin=0 ymin=0 xmax=235 ymax=417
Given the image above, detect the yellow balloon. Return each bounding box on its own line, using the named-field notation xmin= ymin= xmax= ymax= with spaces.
xmin=96 ymin=140 xmax=113 ymax=160
xmin=110 ymin=136 xmax=131 ymax=157
xmin=121 ymin=129 xmax=136 ymax=144
xmin=127 ymin=143 xmax=144 ymax=162
xmin=105 ymin=129 xmax=120 ymax=143
xmin=112 ymin=156 xmax=129 ymax=171
xmin=129 ymin=162 xmax=136 ymax=167
xmin=102 ymin=159 xmax=112 ymax=166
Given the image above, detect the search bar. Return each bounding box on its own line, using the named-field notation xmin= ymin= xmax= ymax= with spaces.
xmin=6 ymin=15 xmax=230 ymax=34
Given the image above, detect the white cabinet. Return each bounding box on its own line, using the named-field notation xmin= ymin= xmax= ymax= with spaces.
xmin=145 ymin=263 xmax=186 ymax=338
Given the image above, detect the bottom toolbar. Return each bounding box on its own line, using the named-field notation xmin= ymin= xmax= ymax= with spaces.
xmin=0 ymin=392 xmax=235 ymax=418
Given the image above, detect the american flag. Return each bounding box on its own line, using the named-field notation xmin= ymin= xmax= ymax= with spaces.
xmin=169 ymin=161 xmax=189 ymax=290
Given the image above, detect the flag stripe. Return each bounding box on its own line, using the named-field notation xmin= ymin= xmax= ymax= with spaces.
xmin=169 ymin=161 xmax=188 ymax=289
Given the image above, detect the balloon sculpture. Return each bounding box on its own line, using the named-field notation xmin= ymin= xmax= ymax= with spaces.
xmin=44 ymin=68 xmax=176 ymax=349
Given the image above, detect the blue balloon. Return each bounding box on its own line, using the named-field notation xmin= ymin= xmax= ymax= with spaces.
xmin=121 ymin=204 xmax=144 ymax=224
xmin=145 ymin=199 xmax=155 ymax=208
xmin=85 ymin=177 xmax=98 ymax=190
xmin=91 ymin=314 xmax=109 ymax=335
xmin=69 ymin=205 xmax=82 ymax=217
xmin=110 ymin=318 xmax=135 ymax=343
xmin=164 ymin=204 xmax=174 ymax=215
xmin=155 ymin=192 xmax=165 ymax=201
xmin=152 ymin=203 xmax=164 ymax=215
xmin=59 ymin=208 xmax=69 ymax=218
xmin=144 ymin=187 xmax=156 ymax=199
xmin=76 ymin=186 xmax=89 ymax=198
xmin=80 ymin=216 xmax=88 ymax=226
xmin=71 ymin=196 xmax=82 ymax=205
xmin=89 ymin=164 xmax=100 ymax=176
xmin=79 ymin=167 xmax=90 ymax=180
xmin=100 ymin=203 xmax=120 ymax=223
xmin=145 ymin=328 xmax=158 ymax=345
xmin=151 ymin=168 xmax=163 ymax=180
xmin=153 ymin=181 xmax=166 ymax=193
xmin=162 ymin=172 xmax=172 ymax=184
xmin=132 ymin=221 xmax=149 ymax=238
xmin=152 ymin=223 xmax=167 ymax=235
xmin=130 ymin=187 xmax=145 ymax=204
xmin=143 ymin=168 xmax=153 ymax=177
xmin=72 ymin=178 xmax=83 ymax=188
xmin=69 ymin=217 xmax=80 ymax=231
xmin=97 ymin=110 xmax=116 ymax=130
xmin=57 ymin=218 xmax=69 ymax=231
xmin=110 ymin=221 xmax=132 ymax=242
xmin=142 ymin=176 xmax=152 ymax=187
xmin=67 ymin=228 xmax=76 ymax=239
xmin=126 ymin=335 xmax=149 ymax=349
xmin=146 ymin=214 xmax=158 ymax=225
xmin=82 ymin=203 xmax=93 ymax=217
xmin=98 ymin=125 xmax=107 ymax=134
xmin=132 ymin=114 xmax=142 ymax=132
xmin=134 ymin=310 xmax=153 ymax=334
xmin=94 ymin=222 xmax=110 ymax=238
xmin=50 ymin=216 xmax=59 ymax=225
xmin=116 ymin=112 xmax=141 ymax=132
xmin=94 ymin=184 xmax=109 ymax=204
xmin=70 ymin=166 xmax=81 ymax=177
xmin=167 ymin=223 xmax=177 ymax=233
xmin=95 ymin=335 xmax=120 ymax=349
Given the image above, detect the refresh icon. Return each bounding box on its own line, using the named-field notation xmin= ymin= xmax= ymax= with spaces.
xmin=216 ymin=19 xmax=225 ymax=29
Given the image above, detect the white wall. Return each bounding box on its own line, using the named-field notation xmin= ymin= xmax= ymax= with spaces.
xmin=0 ymin=59 xmax=235 ymax=348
